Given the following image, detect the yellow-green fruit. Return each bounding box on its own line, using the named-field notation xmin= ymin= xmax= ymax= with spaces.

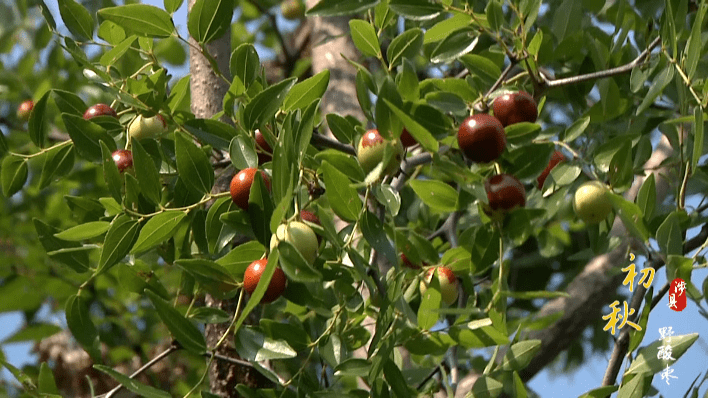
xmin=357 ymin=129 xmax=404 ymax=177
xmin=281 ymin=0 xmax=305 ymax=20
xmin=270 ymin=221 xmax=318 ymax=265
xmin=419 ymin=266 xmax=459 ymax=306
xmin=573 ymin=181 xmax=613 ymax=224
xmin=128 ymin=114 xmax=166 ymax=140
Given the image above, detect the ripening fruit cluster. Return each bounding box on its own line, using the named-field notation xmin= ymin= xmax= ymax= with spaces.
xmin=455 ymin=91 xmax=544 ymax=218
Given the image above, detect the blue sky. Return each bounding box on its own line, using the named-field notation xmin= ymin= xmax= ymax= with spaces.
xmin=2 ymin=1 xmax=707 ymax=397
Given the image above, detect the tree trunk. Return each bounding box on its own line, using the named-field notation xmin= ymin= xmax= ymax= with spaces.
xmin=187 ymin=1 xmax=271 ymax=396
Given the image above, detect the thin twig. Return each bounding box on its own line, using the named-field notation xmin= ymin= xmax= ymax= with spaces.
xmin=102 ymin=344 xmax=179 ymax=398
xmin=310 ymin=132 xmax=357 ymax=156
xmin=541 ymin=36 xmax=661 ymax=88
xmin=203 ymin=351 xmax=254 ymax=368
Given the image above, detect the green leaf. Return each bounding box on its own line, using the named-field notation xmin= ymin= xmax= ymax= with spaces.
xmin=54 ymin=221 xmax=111 ymax=241
xmin=636 ymin=65 xmax=674 ymax=115
xmin=277 ymin=240 xmax=322 ymax=283
xmin=449 ymin=322 xmax=509 ymax=348
xmin=243 ymin=78 xmax=296 ymax=131
xmin=188 ymin=0 xmax=234 ymax=43
xmin=2 ymin=323 xmax=62 ymax=344
xmin=58 ymin=0 xmax=95 ymax=41
xmin=94 ymin=365 xmax=171 ymax=398
xmin=188 ymin=307 xmax=230 ymax=324
xmin=248 ymin=172 xmax=274 ymax=247
xmin=175 ymin=132 xmax=214 ymax=195
xmin=383 ymin=359 xmax=409 ymax=397
xmin=425 ymin=13 xmax=472 ymax=44
xmin=430 ymin=27 xmax=478 ymax=63
xmin=175 ymin=259 xmax=237 ymax=298
xmin=282 ymin=70 xmax=330 ymax=112
xmin=418 ymin=271 xmax=441 ymax=329
xmin=607 ymin=193 xmax=651 ymax=243
xmin=0 ymin=359 xmax=37 ymax=391
xmin=101 ymin=142 xmax=123 ymax=203
xmin=1 ymin=155 xmax=28 ymax=197
xmin=504 ymin=122 xmax=542 ymax=145
xmin=131 ymin=140 xmax=162 ymax=205
xmin=683 ymin=2 xmax=706 ymax=79
xmin=229 ymin=43 xmax=260 ymax=88
xmin=34 ymin=219 xmax=90 ymax=272
xmin=692 ymin=106 xmax=703 ymax=173
xmin=389 ymin=0 xmax=443 ymax=20
xmin=184 ymin=119 xmax=237 ymax=151
xmin=98 ymin=20 xmax=127 ymax=44
xmin=235 ymin=326 xmax=297 ymax=362
xmin=216 ymin=240 xmax=265 ymax=277
xmin=326 ymin=113 xmax=356 ymax=145
xmin=373 ymin=184 xmax=400 ymax=216
xmin=624 ymin=333 xmax=698 ymax=375
xmin=29 ymin=91 xmax=50 ymax=148
xmin=99 ymin=4 xmax=175 ymax=38
xmin=39 ymin=143 xmax=75 ymax=189
xmin=470 ymin=376 xmax=504 ymax=398
xmin=165 ymin=0 xmax=183 ymax=14
xmin=307 ymin=0 xmax=379 ymax=16
xmin=485 ymin=1 xmax=504 ymax=31
xmin=322 ymin=161 xmax=362 ymax=222
xmin=206 ymin=197 xmax=239 ymax=254
xmin=636 ymin=174 xmax=656 ymax=221
xmin=145 ymin=289 xmax=207 ymax=354
xmin=552 ymin=0 xmax=582 ymax=43
xmin=65 ymin=295 xmax=100 ymax=360
xmin=132 ymin=211 xmax=187 ymax=253
xmin=62 ymin=113 xmax=116 ymax=162
xmin=349 ymin=20 xmax=380 ymax=58
xmin=383 ymin=99 xmax=438 ymax=152
xmin=387 ymin=28 xmax=423 ymax=67
xmin=360 ymin=210 xmax=397 ymax=267
xmin=100 ymin=35 xmax=137 ymax=66
xmin=498 ymin=340 xmax=541 ymax=371
xmin=656 ymin=211 xmax=683 ymax=256
xmin=334 ymin=358 xmax=372 ymax=377
xmin=617 ymin=374 xmax=644 ymax=398
xmin=578 ymin=386 xmax=619 ymax=398
xmin=98 ymin=215 xmax=141 ymax=274
xmin=409 ymin=179 xmax=458 ymax=212
xmin=38 ymin=362 xmax=60 ymax=395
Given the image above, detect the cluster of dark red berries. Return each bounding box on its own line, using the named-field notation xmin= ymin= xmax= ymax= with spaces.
xmin=456 ymin=91 xmax=565 ymax=216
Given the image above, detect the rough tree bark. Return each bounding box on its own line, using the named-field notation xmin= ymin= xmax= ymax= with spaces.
xmin=187 ymin=1 xmax=270 ymax=395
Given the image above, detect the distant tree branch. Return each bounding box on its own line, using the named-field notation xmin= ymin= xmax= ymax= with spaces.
xmin=245 ymin=0 xmax=296 ymax=75
xmin=101 ymin=344 xmax=179 ymax=398
xmin=539 ymin=36 xmax=662 ymax=89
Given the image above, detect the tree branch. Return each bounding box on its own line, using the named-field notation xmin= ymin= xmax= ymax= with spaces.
xmin=310 ymin=132 xmax=356 ymax=155
xmin=540 ymin=36 xmax=661 ymax=89
xmin=101 ymin=344 xmax=179 ymax=398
